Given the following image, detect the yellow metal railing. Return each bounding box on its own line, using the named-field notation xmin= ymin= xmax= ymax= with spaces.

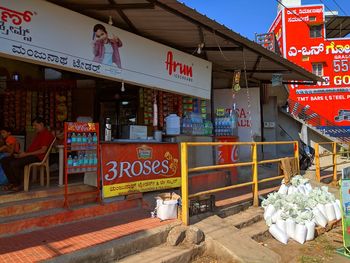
xmin=315 ymin=142 xmax=350 ymax=183
xmin=181 ymin=141 xmax=299 ymax=226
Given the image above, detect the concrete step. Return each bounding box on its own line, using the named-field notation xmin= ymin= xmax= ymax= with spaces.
xmin=0 ymin=184 xmax=95 ymax=204
xmin=223 ymin=206 xmax=264 ymax=229
xmin=0 ymin=198 xmax=142 ymax=237
xmin=118 ymin=244 xmax=204 ymax=263
xmin=0 ymin=189 xmax=98 ymax=218
xmin=239 ymin=220 xmax=271 ymax=243
xmin=45 ymin=222 xmax=182 ymax=263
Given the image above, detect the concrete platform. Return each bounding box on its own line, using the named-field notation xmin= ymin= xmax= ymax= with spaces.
xmin=195 ymin=215 xmax=281 ymax=263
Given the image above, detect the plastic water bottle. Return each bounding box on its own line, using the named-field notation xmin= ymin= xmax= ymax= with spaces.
xmin=71 ymin=133 xmax=77 ymax=149
xmin=73 ymin=155 xmax=79 ymax=172
xmin=78 ymin=153 xmax=84 ymax=171
xmin=67 ymin=155 xmax=73 ymax=173
xmin=83 ymin=153 xmax=89 ymax=170
xmin=82 ymin=133 xmax=87 ymax=144
xmin=92 ymin=133 xmax=98 ymax=145
xmin=87 ymin=133 xmax=92 ymax=145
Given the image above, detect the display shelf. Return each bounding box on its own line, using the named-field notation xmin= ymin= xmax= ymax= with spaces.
xmin=64 ymin=122 xmax=101 ymax=208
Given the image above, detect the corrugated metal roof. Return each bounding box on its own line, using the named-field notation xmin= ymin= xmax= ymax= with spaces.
xmin=47 ymin=0 xmax=321 ymax=89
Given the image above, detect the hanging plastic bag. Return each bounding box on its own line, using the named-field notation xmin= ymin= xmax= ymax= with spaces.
xmin=305 ymin=221 xmax=315 ymax=241
xmin=294 ymin=223 xmax=307 ymax=244
xmin=269 ymin=224 xmax=288 ymax=244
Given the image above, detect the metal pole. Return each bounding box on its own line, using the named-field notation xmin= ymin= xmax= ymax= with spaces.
xmin=315 ymin=143 xmax=320 ymax=181
xmin=333 ymin=142 xmax=337 ymax=184
xmin=294 ymin=141 xmax=300 ymax=174
xmin=181 ymin=143 xmax=189 ymax=225
xmin=252 ymin=143 xmax=259 ymax=206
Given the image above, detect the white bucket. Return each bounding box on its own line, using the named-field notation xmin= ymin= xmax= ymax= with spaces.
xmin=156 ymin=199 xmax=178 ymax=220
xmin=165 ymin=114 xmax=180 ymax=135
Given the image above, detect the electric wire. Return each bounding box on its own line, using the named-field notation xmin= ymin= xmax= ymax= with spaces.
xmin=332 ymin=0 xmax=348 ymax=16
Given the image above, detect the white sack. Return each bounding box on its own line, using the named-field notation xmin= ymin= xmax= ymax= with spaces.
xmin=313 ymin=207 xmax=327 ymax=227
xmin=297 ymin=185 xmax=306 ymax=195
xmin=271 ymin=210 xmax=282 ymax=224
xmin=304 ymin=183 xmax=313 ymax=192
xmin=286 ymin=218 xmax=296 ymax=239
xmin=278 ymin=184 xmax=288 ymax=195
xmin=288 ymin=186 xmax=296 ymax=195
xmin=276 ymin=219 xmax=287 ymax=233
xmin=325 ymin=203 xmax=336 ymax=222
xmin=264 ymin=204 xmax=276 ymax=220
xmin=269 ymin=224 xmax=288 ymax=244
xmin=333 ymin=201 xmax=342 ymax=220
xmin=316 ymin=203 xmax=327 ymax=218
xmin=294 ymin=224 xmax=307 ymax=244
xmin=305 ymin=221 xmax=315 ymax=241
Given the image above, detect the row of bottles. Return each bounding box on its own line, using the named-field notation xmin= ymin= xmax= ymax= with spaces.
xmin=214 ymin=104 xmax=238 ymax=137
xmin=67 ymin=151 xmax=98 ymax=173
xmin=67 ymin=132 xmax=98 ymax=150
xmin=181 ymin=112 xmax=213 ymax=136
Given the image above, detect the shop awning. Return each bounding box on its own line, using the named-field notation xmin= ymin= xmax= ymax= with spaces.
xmin=325 ymin=15 xmax=350 ymax=38
xmin=47 ymin=0 xmax=322 ymax=89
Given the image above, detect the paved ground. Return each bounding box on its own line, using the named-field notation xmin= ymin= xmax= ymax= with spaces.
xmin=0 ymin=208 xmax=176 ymax=263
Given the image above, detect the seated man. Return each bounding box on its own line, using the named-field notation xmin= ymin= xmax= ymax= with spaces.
xmin=1 ymin=117 xmax=54 ymax=191
xmin=0 ymin=127 xmax=19 ymax=185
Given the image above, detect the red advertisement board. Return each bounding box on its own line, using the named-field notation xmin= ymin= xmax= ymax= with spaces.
xmin=270 ymin=5 xmax=350 ymax=129
xmin=269 ymin=10 xmax=284 ymax=55
xmin=101 ymin=143 xmax=180 ymax=197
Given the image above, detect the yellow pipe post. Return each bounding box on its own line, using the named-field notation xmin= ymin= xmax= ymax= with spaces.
xmin=181 ymin=143 xmax=189 ymax=226
xmin=332 ymin=142 xmax=337 ymax=184
xmin=294 ymin=141 xmax=300 ymax=174
xmin=252 ymin=143 xmax=259 ymax=206
xmin=315 ymin=143 xmax=320 ymax=181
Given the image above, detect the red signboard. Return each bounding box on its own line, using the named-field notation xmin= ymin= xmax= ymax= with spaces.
xmin=101 ymin=143 xmax=180 ymax=197
xmin=269 ymin=5 xmax=350 ymax=128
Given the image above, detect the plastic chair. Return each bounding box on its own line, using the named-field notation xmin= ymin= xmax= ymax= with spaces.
xmin=23 ymin=138 xmax=56 ymax=192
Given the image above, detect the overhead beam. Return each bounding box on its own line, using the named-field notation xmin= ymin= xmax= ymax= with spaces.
xmin=225 ymin=69 xmax=292 ymax=73
xmin=47 ymin=1 xmax=155 ymax=11
xmin=249 ymin=55 xmax=262 ymax=78
xmin=108 ymin=0 xmax=140 ymax=34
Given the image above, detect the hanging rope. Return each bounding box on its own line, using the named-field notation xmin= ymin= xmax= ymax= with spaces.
xmin=242 ymin=48 xmax=254 ymax=141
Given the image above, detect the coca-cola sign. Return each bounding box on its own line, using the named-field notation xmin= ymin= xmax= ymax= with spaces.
xmin=101 ymin=143 xmax=180 ymax=197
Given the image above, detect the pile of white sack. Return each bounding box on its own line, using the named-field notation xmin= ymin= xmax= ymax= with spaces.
xmin=261 ymin=175 xmax=341 ymax=245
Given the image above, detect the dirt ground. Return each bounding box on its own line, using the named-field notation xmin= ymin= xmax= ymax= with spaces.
xmin=263 ymin=225 xmax=350 ymax=263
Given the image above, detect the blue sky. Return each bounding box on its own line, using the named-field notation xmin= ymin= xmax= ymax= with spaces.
xmin=180 ymin=0 xmax=350 ymax=40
